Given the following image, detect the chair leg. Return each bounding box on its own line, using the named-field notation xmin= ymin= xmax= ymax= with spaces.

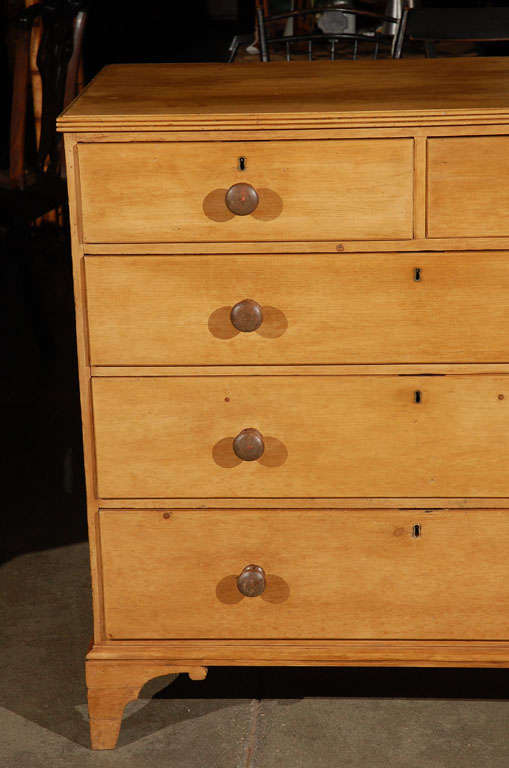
xmin=227 ymin=36 xmax=240 ymax=63
xmin=256 ymin=6 xmax=269 ymax=62
xmin=393 ymin=7 xmax=408 ymax=58
xmin=424 ymin=41 xmax=436 ymax=58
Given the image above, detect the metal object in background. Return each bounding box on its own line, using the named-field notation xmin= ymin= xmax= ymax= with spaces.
xmin=382 ymin=0 xmax=402 ymax=39
xmin=255 ymin=4 xmax=398 ymax=62
xmin=316 ymin=1 xmax=356 ymax=36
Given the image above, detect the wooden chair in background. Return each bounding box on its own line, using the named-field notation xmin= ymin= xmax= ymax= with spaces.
xmin=1 ymin=0 xmax=87 ymax=232
xmin=2 ymin=0 xmax=87 ymax=375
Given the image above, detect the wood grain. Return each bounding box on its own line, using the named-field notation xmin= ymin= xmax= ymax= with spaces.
xmin=85 ymin=252 xmax=509 ymax=365
xmin=77 ymin=138 xmax=413 ymax=243
xmin=428 ymin=136 xmax=509 ymax=237
xmin=99 ymin=508 xmax=509 ymax=640
xmin=92 ymin=374 xmax=509 ymax=499
xmin=63 ymin=134 xmax=105 ymax=640
xmin=64 ymin=124 xmax=509 ymax=144
xmin=87 ymin=660 xmax=207 ymax=749
xmin=58 ymin=59 xmax=509 ymax=740
xmin=90 ymin=364 xmax=509 ymax=377
xmin=57 ymin=58 xmax=509 ymax=131
xmin=413 ymin=137 xmax=427 ymax=239
xmin=95 ymin=498 xmax=509 ymax=510
xmin=88 ymin=638 xmax=509 ymax=668
xmin=83 ymin=239 xmax=509 ymax=254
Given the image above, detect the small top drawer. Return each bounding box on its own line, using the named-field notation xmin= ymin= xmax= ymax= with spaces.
xmin=428 ymin=136 xmax=509 ymax=238
xmin=77 ymin=138 xmax=414 ymax=243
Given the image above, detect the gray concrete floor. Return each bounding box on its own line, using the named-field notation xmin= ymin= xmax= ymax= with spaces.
xmin=2 ymin=543 xmax=509 ymax=766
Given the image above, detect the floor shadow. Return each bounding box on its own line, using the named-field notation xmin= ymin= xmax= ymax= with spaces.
xmin=0 ymin=543 xmax=93 ymax=747
xmin=116 ymin=700 xmax=240 ymax=748
xmin=0 ymin=542 xmax=237 ymax=749
xmin=156 ymin=665 xmax=509 ymax=703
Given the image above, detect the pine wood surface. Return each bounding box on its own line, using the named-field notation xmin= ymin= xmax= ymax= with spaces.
xmin=57 ymin=60 xmax=509 ymax=749
xmin=428 ymin=136 xmax=509 ymax=238
xmin=87 ymin=638 xmax=509 ymax=668
xmin=86 ymin=661 xmax=207 ymax=749
xmin=98 ymin=508 xmax=509 ymax=640
xmin=94 ymin=498 xmax=509 ymax=509
xmin=77 ymin=138 xmax=413 ymax=243
xmin=63 ymin=135 xmax=105 ymax=640
xmin=92 ymin=374 xmax=509 ymax=499
xmin=90 ymin=364 xmax=509 ymax=376
xmin=58 ymin=58 xmax=509 ymax=131
xmin=82 ymin=239 xmax=509 ymax=254
xmin=85 ymin=252 xmax=509 ymax=365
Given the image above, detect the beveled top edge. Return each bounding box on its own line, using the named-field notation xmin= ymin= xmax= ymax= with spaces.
xmin=58 ymin=57 xmax=509 ymax=131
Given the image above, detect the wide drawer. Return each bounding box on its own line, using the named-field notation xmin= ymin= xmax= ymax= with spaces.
xmin=428 ymin=136 xmax=509 ymax=238
xmin=86 ymin=252 xmax=509 ymax=365
xmin=77 ymin=139 xmax=413 ymax=243
xmin=100 ymin=508 xmax=509 ymax=639
xmin=92 ymin=375 xmax=509 ymax=498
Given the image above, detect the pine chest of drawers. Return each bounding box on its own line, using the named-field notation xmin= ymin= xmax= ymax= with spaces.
xmin=58 ymin=58 xmax=509 ymax=750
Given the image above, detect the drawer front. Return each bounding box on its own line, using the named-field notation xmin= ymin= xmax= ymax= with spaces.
xmin=428 ymin=136 xmax=509 ymax=238
xmin=86 ymin=252 xmax=509 ymax=365
xmin=100 ymin=508 xmax=509 ymax=639
xmin=93 ymin=375 xmax=509 ymax=498
xmin=78 ymin=139 xmax=414 ymax=243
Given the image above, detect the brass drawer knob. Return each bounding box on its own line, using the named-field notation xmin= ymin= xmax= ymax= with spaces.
xmin=237 ymin=564 xmax=266 ymax=597
xmin=233 ymin=428 xmax=265 ymax=461
xmin=225 ymin=183 xmax=259 ymax=215
xmin=230 ymin=299 xmax=263 ymax=332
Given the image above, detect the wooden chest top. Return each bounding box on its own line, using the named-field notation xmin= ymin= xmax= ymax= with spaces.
xmin=58 ymin=57 xmax=509 ymax=131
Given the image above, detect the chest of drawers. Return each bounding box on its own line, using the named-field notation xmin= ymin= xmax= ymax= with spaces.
xmin=59 ymin=58 xmax=509 ymax=750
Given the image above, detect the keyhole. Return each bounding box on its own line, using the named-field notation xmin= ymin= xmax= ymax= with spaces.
xmin=414 ymin=268 xmax=421 ymax=282
xmin=412 ymin=523 xmax=421 ymax=538
xmin=239 ymin=156 xmax=246 ymax=171
xmin=414 ymin=390 xmax=422 ymax=403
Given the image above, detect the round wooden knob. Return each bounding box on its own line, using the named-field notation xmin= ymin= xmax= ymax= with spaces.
xmin=237 ymin=564 xmax=266 ymax=597
xmin=230 ymin=299 xmax=263 ymax=333
xmin=225 ymin=183 xmax=259 ymax=215
xmin=233 ymin=428 xmax=264 ymax=461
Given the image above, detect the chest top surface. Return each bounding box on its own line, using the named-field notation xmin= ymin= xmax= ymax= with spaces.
xmin=58 ymin=57 xmax=509 ymax=131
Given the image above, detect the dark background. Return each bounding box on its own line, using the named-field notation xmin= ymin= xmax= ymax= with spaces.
xmin=3 ymin=0 xmax=509 ymax=701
